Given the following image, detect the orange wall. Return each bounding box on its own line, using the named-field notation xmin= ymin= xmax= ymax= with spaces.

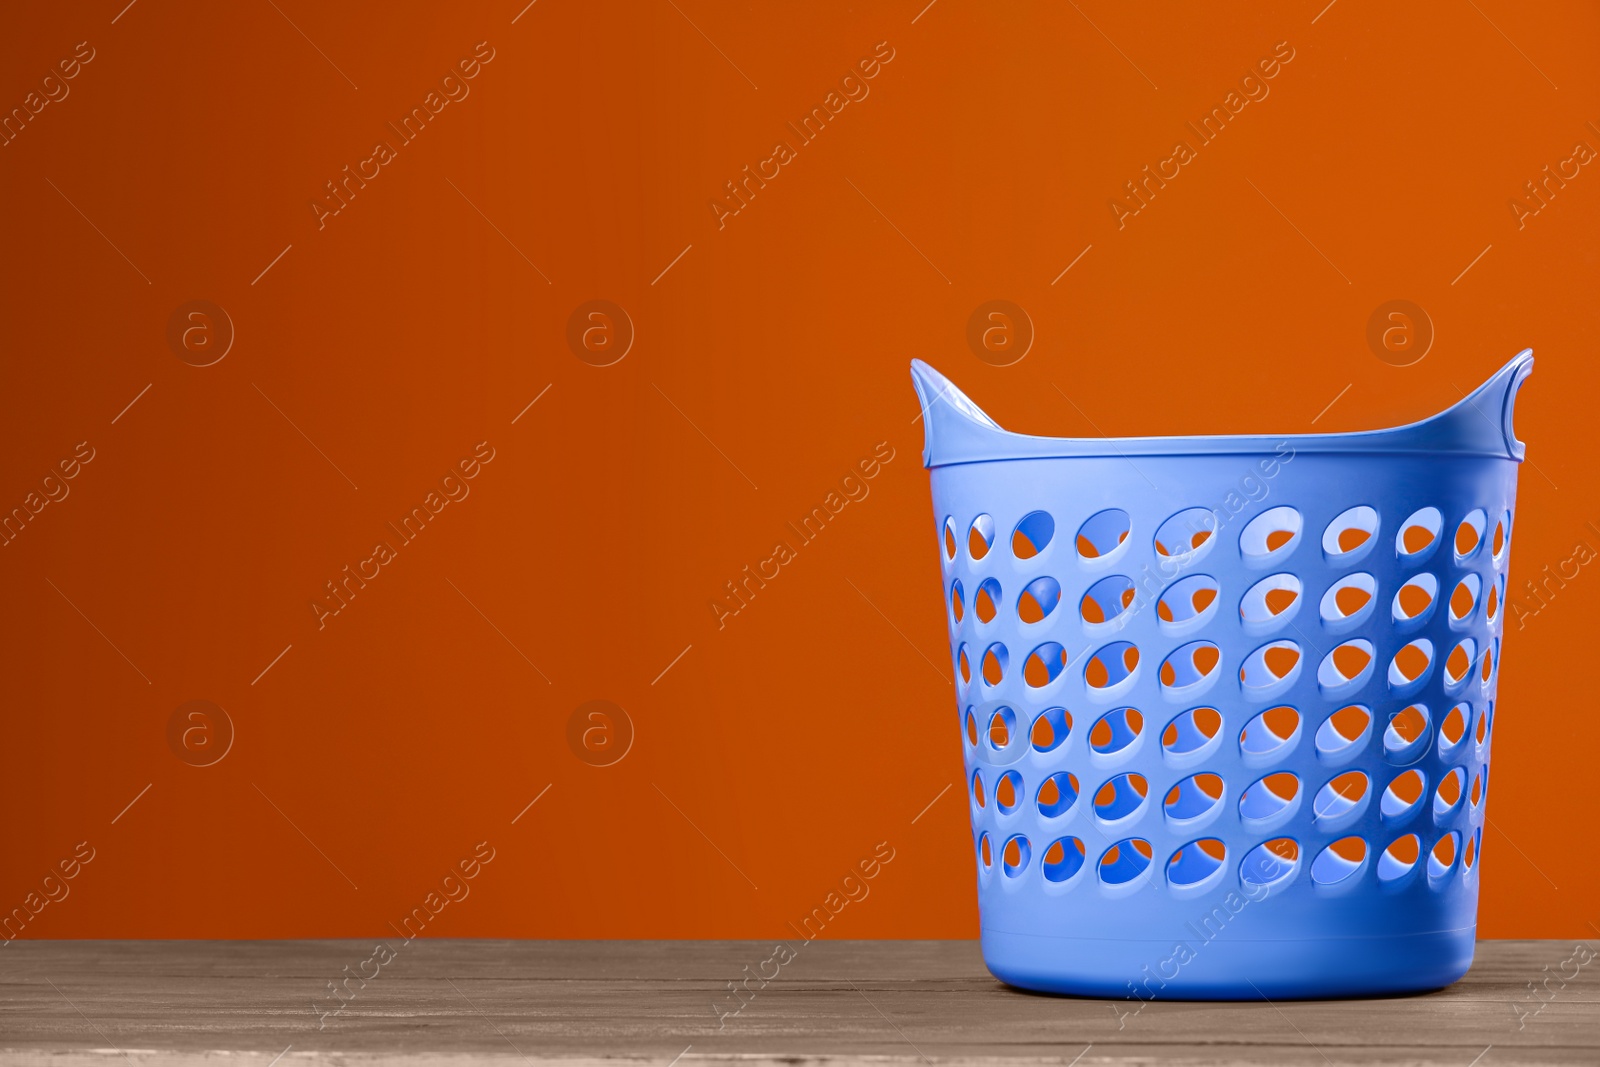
xmin=1 ymin=0 xmax=1596 ymax=940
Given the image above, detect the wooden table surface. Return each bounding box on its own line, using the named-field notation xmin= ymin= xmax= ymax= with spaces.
xmin=0 ymin=940 xmax=1594 ymax=1066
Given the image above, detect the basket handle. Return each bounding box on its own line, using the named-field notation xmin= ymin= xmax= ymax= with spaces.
xmin=910 ymin=359 xmax=1007 ymax=469
xmin=1421 ymin=349 xmax=1534 ymax=462
xmin=1500 ymin=351 xmax=1534 ymax=461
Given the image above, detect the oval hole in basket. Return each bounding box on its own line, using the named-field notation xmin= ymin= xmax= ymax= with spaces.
xmin=942 ymin=517 xmax=957 ymax=561
xmin=1450 ymin=575 xmax=1481 ymax=623
xmin=1397 ymin=507 xmax=1443 ymax=559
xmin=994 ymin=770 xmax=1022 ymax=814
xmin=968 ymin=514 xmax=995 ymax=561
xmin=1384 ymin=704 xmax=1431 ymax=759
xmin=1093 ymin=773 xmax=1148 ymax=822
xmin=1162 ymin=707 xmax=1222 ymax=757
xmin=1042 ymin=837 xmax=1087 ymax=882
xmin=1381 ymin=768 xmax=1427 ymax=820
xmin=1086 ymin=642 xmax=1140 ymax=690
xmin=1164 ymin=773 xmax=1225 ymax=821
xmin=1240 ymin=706 xmax=1301 ymax=757
xmin=1320 ymin=573 xmax=1376 ymax=624
xmin=1240 ymin=641 xmax=1301 ymax=690
xmin=1315 ymin=705 xmax=1372 ymax=760
xmin=1167 ymin=838 xmax=1227 ymax=887
xmin=1239 ymin=772 xmax=1301 ymax=822
xmin=1434 ymin=767 xmax=1466 ymax=817
xmin=1089 ymin=706 xmax=1143 ymax=755
xmin=1464 ymin=830 xmax=1480 ymax=869
xmin=1001 ymin=835 xmax=1031 ymax=877
xmin=1024 ymin=642 xmax=1068 ymax=688
xmin=1077 ymin=509 xmax=1131 ymax=560
xmin=1455 ymin=509 xmax=1487 ymax=560
xmin=1037 ymin=772 xmax=1080 ymax=818
xmin=1017 ymin=576 xmax=1061 ymax=624
xmin=978 ymin=832 xmax=992 ymax=869
xmin=1081 ymin=575 xmax=1136 ymax=626
xmin=1314 ymin=771 xmax=1370 ymax=823
xmin=1098 ymin=838 xmax=1153 ymax=885
xmin=1429 ymin=832 xmax=1460 ymax=881
xmin=1312 ymin=836 xmax=1368 ymax=885
xmin=1492 ymin=512 xmax=1510 ymax=560
xmin=970 ymin=769 xmax=986 ymax=809
xmin=1157 ymin=574 xmax=1220 ymax=627
xmin=1159 ymin=642 xmax=1220 ymax=690
xmin=1439 ymin=702 xmax=1469 ymax=754
xmin=1030 ymin=707 xmax=1072 ymax=752
xmin=964 ymin=707 xmax=978 ymax=747
xmin=957 ymin=644 xmax=971 ymax=685
xmin=1153 ymin=507 xmax=1218 ymax=562
xmin=981 ymin=643 xmax=1008 ymax=686
xmin=950 ymin=579 xmax=965 ymax=624
xmin=1485 ymin=578 xmax=1501 ymax=623
xmin=1323 ymin=505 xmax=1379 ymax=558
xmin=1377 ymin=834 xmax=1421 ymax=881
xmin=974 ymin=578 xmax=1001 ymax=625
xmin=1475 ymin=705 xmax=1491 ymax=748
xmin=987 ymin=707 xmax=1015 ymax=750
xmin=1240 ymin=573 xmax=1302 ymax=624
xmin=1240 ymin=506 xmax=1304 ymax=561
xmin=1012 ymin=511 xmax=1055 ymax=559
xmin=1240 ymin=838 xmax=1300 ymax=887
xmin=1393 ymin=573 xmax=1439 ymax=623
xmin=1390 ymin=639 xmax=1434 ymax=686
xmin=1481 ymin=642 xmax=1497 ymax=687
xmin=1320 ymin=640 xmax=1374 ymax=688
xmin=1445 ymin=639 xmax=1476 ymax=687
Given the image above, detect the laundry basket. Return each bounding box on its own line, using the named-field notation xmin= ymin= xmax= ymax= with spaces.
xmin=912 ymin=352 xmax=1532 ymax=1000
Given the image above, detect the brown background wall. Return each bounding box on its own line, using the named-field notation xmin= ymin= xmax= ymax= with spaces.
xmin=1 ymin=0 xmax=1595 ymax=940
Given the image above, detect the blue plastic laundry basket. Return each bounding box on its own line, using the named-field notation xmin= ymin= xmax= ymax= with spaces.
xmin=912 ymin=352 xmax=1532 ymax=1000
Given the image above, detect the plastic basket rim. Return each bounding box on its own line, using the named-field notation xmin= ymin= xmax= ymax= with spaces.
xmin=911 ymin=350 xmax=1532 ymax=469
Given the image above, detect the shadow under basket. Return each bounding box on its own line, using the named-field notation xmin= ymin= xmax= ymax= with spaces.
xmin=912 ymin=352 xmax=1533 ymax=999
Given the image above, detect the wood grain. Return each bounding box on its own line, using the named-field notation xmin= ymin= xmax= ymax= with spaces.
xmin=1 ymin=940 xmax=1595 ymax=1066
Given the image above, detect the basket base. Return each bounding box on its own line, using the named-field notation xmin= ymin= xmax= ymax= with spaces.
xmin=981 ymin=925 xmax=1476 ymax=1000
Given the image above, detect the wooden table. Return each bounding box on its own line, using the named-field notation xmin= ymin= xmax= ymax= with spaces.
xmin=1 ymin=940 xmax=1594 ymax=1065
